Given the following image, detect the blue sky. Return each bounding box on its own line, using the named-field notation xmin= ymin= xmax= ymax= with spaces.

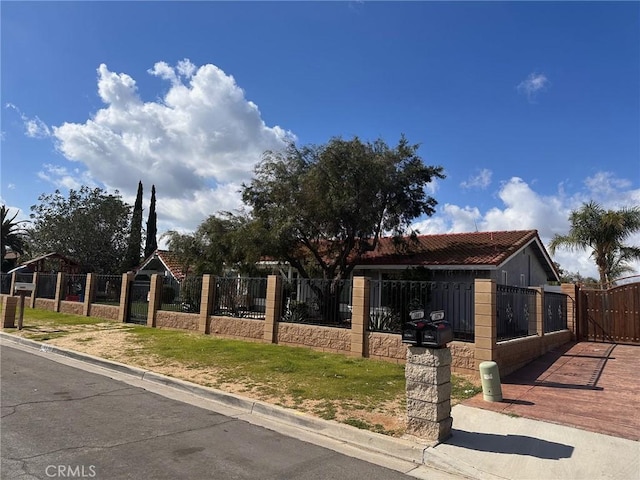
xmin=2 ymin=1 xmax=639 ymax=278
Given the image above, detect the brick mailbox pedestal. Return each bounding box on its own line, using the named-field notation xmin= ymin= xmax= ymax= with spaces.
xmin=406 ymin=346 xmax=453 ymax=443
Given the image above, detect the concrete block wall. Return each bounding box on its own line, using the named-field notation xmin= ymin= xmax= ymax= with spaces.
xmin=1 ymin=270 xmax=577 ymax=378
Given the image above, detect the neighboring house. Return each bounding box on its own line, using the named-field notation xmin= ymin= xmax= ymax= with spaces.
xmin=352 ymin=230 xmax=559 ymax=287
xmin=9 ymin=252 xmax=82 ymax=275
xmin=135 ymin=249 xmax=187 ymax=282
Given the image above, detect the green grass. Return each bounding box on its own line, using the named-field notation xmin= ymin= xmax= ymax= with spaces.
xmin=127 ymin=326 xmax=406 ymax=405
xmin=18 ymin=308 xmax=104 ymax=326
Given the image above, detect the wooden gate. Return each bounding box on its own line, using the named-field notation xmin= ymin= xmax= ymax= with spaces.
xmin=578 ymin=282 xmax=640 ymax=344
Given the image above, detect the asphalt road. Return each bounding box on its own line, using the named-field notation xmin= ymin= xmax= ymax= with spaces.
xmin=1 ymin=344 xmax=412 ymax=480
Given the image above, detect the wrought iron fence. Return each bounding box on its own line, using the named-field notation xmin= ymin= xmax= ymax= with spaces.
xmin=1 ymin=273 xmax=11 ymax=294
xmin=36 ymin=273 xmax=57 ymax=299
xmin=368 ymin=280 xmax=475 ymax=341
xmin=160 ymin=275 xmax=202 ymax=313
xmin=94 ymin=274 xmax=122 ymax=305
xmin=64 ymin=274 xmax=87 ymax=302
xmin=496 ymin=285 xmax=537 ymax=341
xmin=280 ymin=278 xmax=352 ymax=328
xmin=214 ymin=277 xmax=267 ymax=320
xmin=544 ymin=292 xmax=568 ymax=333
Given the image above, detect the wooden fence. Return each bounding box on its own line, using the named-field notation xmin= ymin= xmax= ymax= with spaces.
xmin=578 ymin=282 xmax=640 ymax=344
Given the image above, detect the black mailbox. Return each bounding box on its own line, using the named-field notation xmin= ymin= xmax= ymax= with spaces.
xmin=402 ymin=310 xmax=453 ymax=348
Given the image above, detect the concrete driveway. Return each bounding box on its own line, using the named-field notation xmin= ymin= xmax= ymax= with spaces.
xmin=463 ymin=342 xmax=640 ymax=441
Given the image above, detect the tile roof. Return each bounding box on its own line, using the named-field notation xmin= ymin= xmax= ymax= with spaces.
xmin=358 ymin=230 xmax=540 ymax=267
xmin=137 ymin=249 xmax=188 ymax=281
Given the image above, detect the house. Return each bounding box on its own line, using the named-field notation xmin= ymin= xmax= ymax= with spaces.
xmin=9 ymin=252 xmax=82 ymax=275
xmin=352 ymin=230 xmax=559 ymax=287
xmin=135 ymin=250 xmax=187 ymax=282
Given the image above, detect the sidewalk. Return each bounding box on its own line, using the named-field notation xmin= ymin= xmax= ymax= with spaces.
xmin=1 ymin=332 xmax=638 ymax=480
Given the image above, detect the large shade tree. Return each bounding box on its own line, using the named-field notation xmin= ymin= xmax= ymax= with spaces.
xmin=550 ymin=201 xmax=640 ymax=286
xmin=28 ymin=187 xmax=131 ymax=273
xmin=242 ymin=135 xmax=445 ymax=281
xmin=1 ymin=205 xmax=29 ymax=271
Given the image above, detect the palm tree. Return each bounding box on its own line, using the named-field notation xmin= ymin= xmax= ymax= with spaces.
xmin=549 ymin=201 xmax=640 ymax=286
xmin=1 ymin=205 xmax=28 ymax=265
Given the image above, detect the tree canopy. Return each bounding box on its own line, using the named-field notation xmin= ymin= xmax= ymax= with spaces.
xmin=28 ymin=187 xmax=131 ymax=274
xmin=550 ymin=201 xmax=640 ymax=285
xmin=1 ymin=205 xmax=29 ymax=271
xmin=242 ymin=135 xmax=445 ymax=281
xmin=123 ymin=181 xmax=144 ymax=271
xmin=144 ymin=184 xmax=158 ymax=258
xmin=162 ymin=214 xmax=261 ymax=276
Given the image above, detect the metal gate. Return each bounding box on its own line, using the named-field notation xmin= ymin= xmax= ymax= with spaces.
xmin=579 ymin=282 xmax=640 ymax=344
xmin=127 ymin=280 xmax=151 ymax=325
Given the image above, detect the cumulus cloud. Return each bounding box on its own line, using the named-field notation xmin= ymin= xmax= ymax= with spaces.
xmin=48 ymin=59 xmax=294 ymax=230
xmin=460 ymin=168 xmax=492 ymax=190
xmin=6 ymin=103 xmax=51 ymax=138
xmin=517 ymin=72 xmax=550 ymax=103
xmin=414 ymin=173 xmax=640 ymax=279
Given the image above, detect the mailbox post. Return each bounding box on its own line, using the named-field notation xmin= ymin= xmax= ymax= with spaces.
xmin=14 ymin=282 xmax=35 ymax=330
xmin=403 ymin=309 xmax=453 ymax=443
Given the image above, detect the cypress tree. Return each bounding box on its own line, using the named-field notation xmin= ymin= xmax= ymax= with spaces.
xmin=144 ymin=185 xmax=158 ymax=258
xmin=123 ymin=181 xmax=143 ymax=270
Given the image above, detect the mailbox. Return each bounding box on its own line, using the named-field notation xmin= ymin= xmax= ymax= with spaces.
xmin=402 ymin=310 xmax=453 ymax=348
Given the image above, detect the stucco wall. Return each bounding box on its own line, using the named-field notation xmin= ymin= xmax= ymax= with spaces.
xmin=90 ymin=304 xmax=119 ymax=321
xmin=209 ymin=315 xmax=264 ymax=340
xmin=156 ymin=311 xmax=199 ymax=331
xmin=277 ymin=323 xmax=351 ymax=354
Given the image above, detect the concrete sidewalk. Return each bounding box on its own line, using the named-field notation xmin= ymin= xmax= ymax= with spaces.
xmin=2 ymin=332 xmax=638 ymax=480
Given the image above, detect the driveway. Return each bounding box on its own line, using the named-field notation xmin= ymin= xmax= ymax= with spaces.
xmin=463 ymin=342 xmax=640 ymax=441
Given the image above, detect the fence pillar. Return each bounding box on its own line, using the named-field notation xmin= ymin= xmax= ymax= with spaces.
xmin=533 ymin=287 xmax=544 ymax=336
xmin=147 ymin=274 xmax=163 ymax=328
xmin=264 ymin=275 xmax=282 ymax=343
xmin=561 ymin=283 xmax=579 ymax=340
xmin=54 ymin=273 xmax=65 ymax=312
xmin=474 ymin=279 xmax=497 ymax=364
xmin=351 ymin=277 xmax=369 ymax=358
xmin=199 ymin=275 xmax=215 ymax=334
xmin=83 ymin=273 xmax=96 ymax=317
xmin=118 ymin=273 xmax=134 ymax=323
xmin=29 ymin=272 xmax=38 ymax=308
xmin=2 ymin=296 xmax=18 ymax=328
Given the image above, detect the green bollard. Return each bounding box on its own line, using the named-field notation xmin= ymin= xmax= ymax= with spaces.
xmin=479 ymin=361 xmax=503 ymax=402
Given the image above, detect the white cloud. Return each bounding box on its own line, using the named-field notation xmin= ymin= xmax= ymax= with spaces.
xmin=414 ymin=173 xmax=640 ymax=279
xmin=7 ymin=183 xmax=15 ymax=190
xmin=37 ymin=164 xmax=97 ymax=191
xmin=517 ymin=72 xmax=550 ymax=103
xmin=6 ymin=102 xmax=51 ymax=138
xmin=44 ymin=59 xmax=294 ymax=232
xmin=460 ymin=168 xmax=492 ymax=190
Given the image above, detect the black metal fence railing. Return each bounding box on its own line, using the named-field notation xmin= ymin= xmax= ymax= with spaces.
xmin=160 ymin=275 xmax=203 ymax=313
xmin=280 ymin=278 xmax=352 ymax=328
xmin=496 ymin=285 xmax=537 ymax=341
xmin=64 ymin=274 xmax=87 ymax=302
xmin=1 ymin=273 xmax=11 ymax=294
xmin=36 ymin=273 xmax=57 ymax=299
xmin=94 ymin=274 xmax=122 ymax=305
xmin=544 ymin=292 xmax=568 ymax=333
xmin=368 ymin=280 xmax=475 ymax=341
xmin=214 ymin=277 xmax=267 ymax=320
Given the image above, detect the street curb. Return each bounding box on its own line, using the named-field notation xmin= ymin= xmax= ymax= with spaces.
xmin=0 ymin=332 xmax=427 ymax=466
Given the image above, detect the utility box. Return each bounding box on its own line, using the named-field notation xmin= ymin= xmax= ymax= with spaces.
xmin=402 ymin=310 xmax=452 ymax=348
xmin=479 ymin=361 xmax=503 ymax=402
